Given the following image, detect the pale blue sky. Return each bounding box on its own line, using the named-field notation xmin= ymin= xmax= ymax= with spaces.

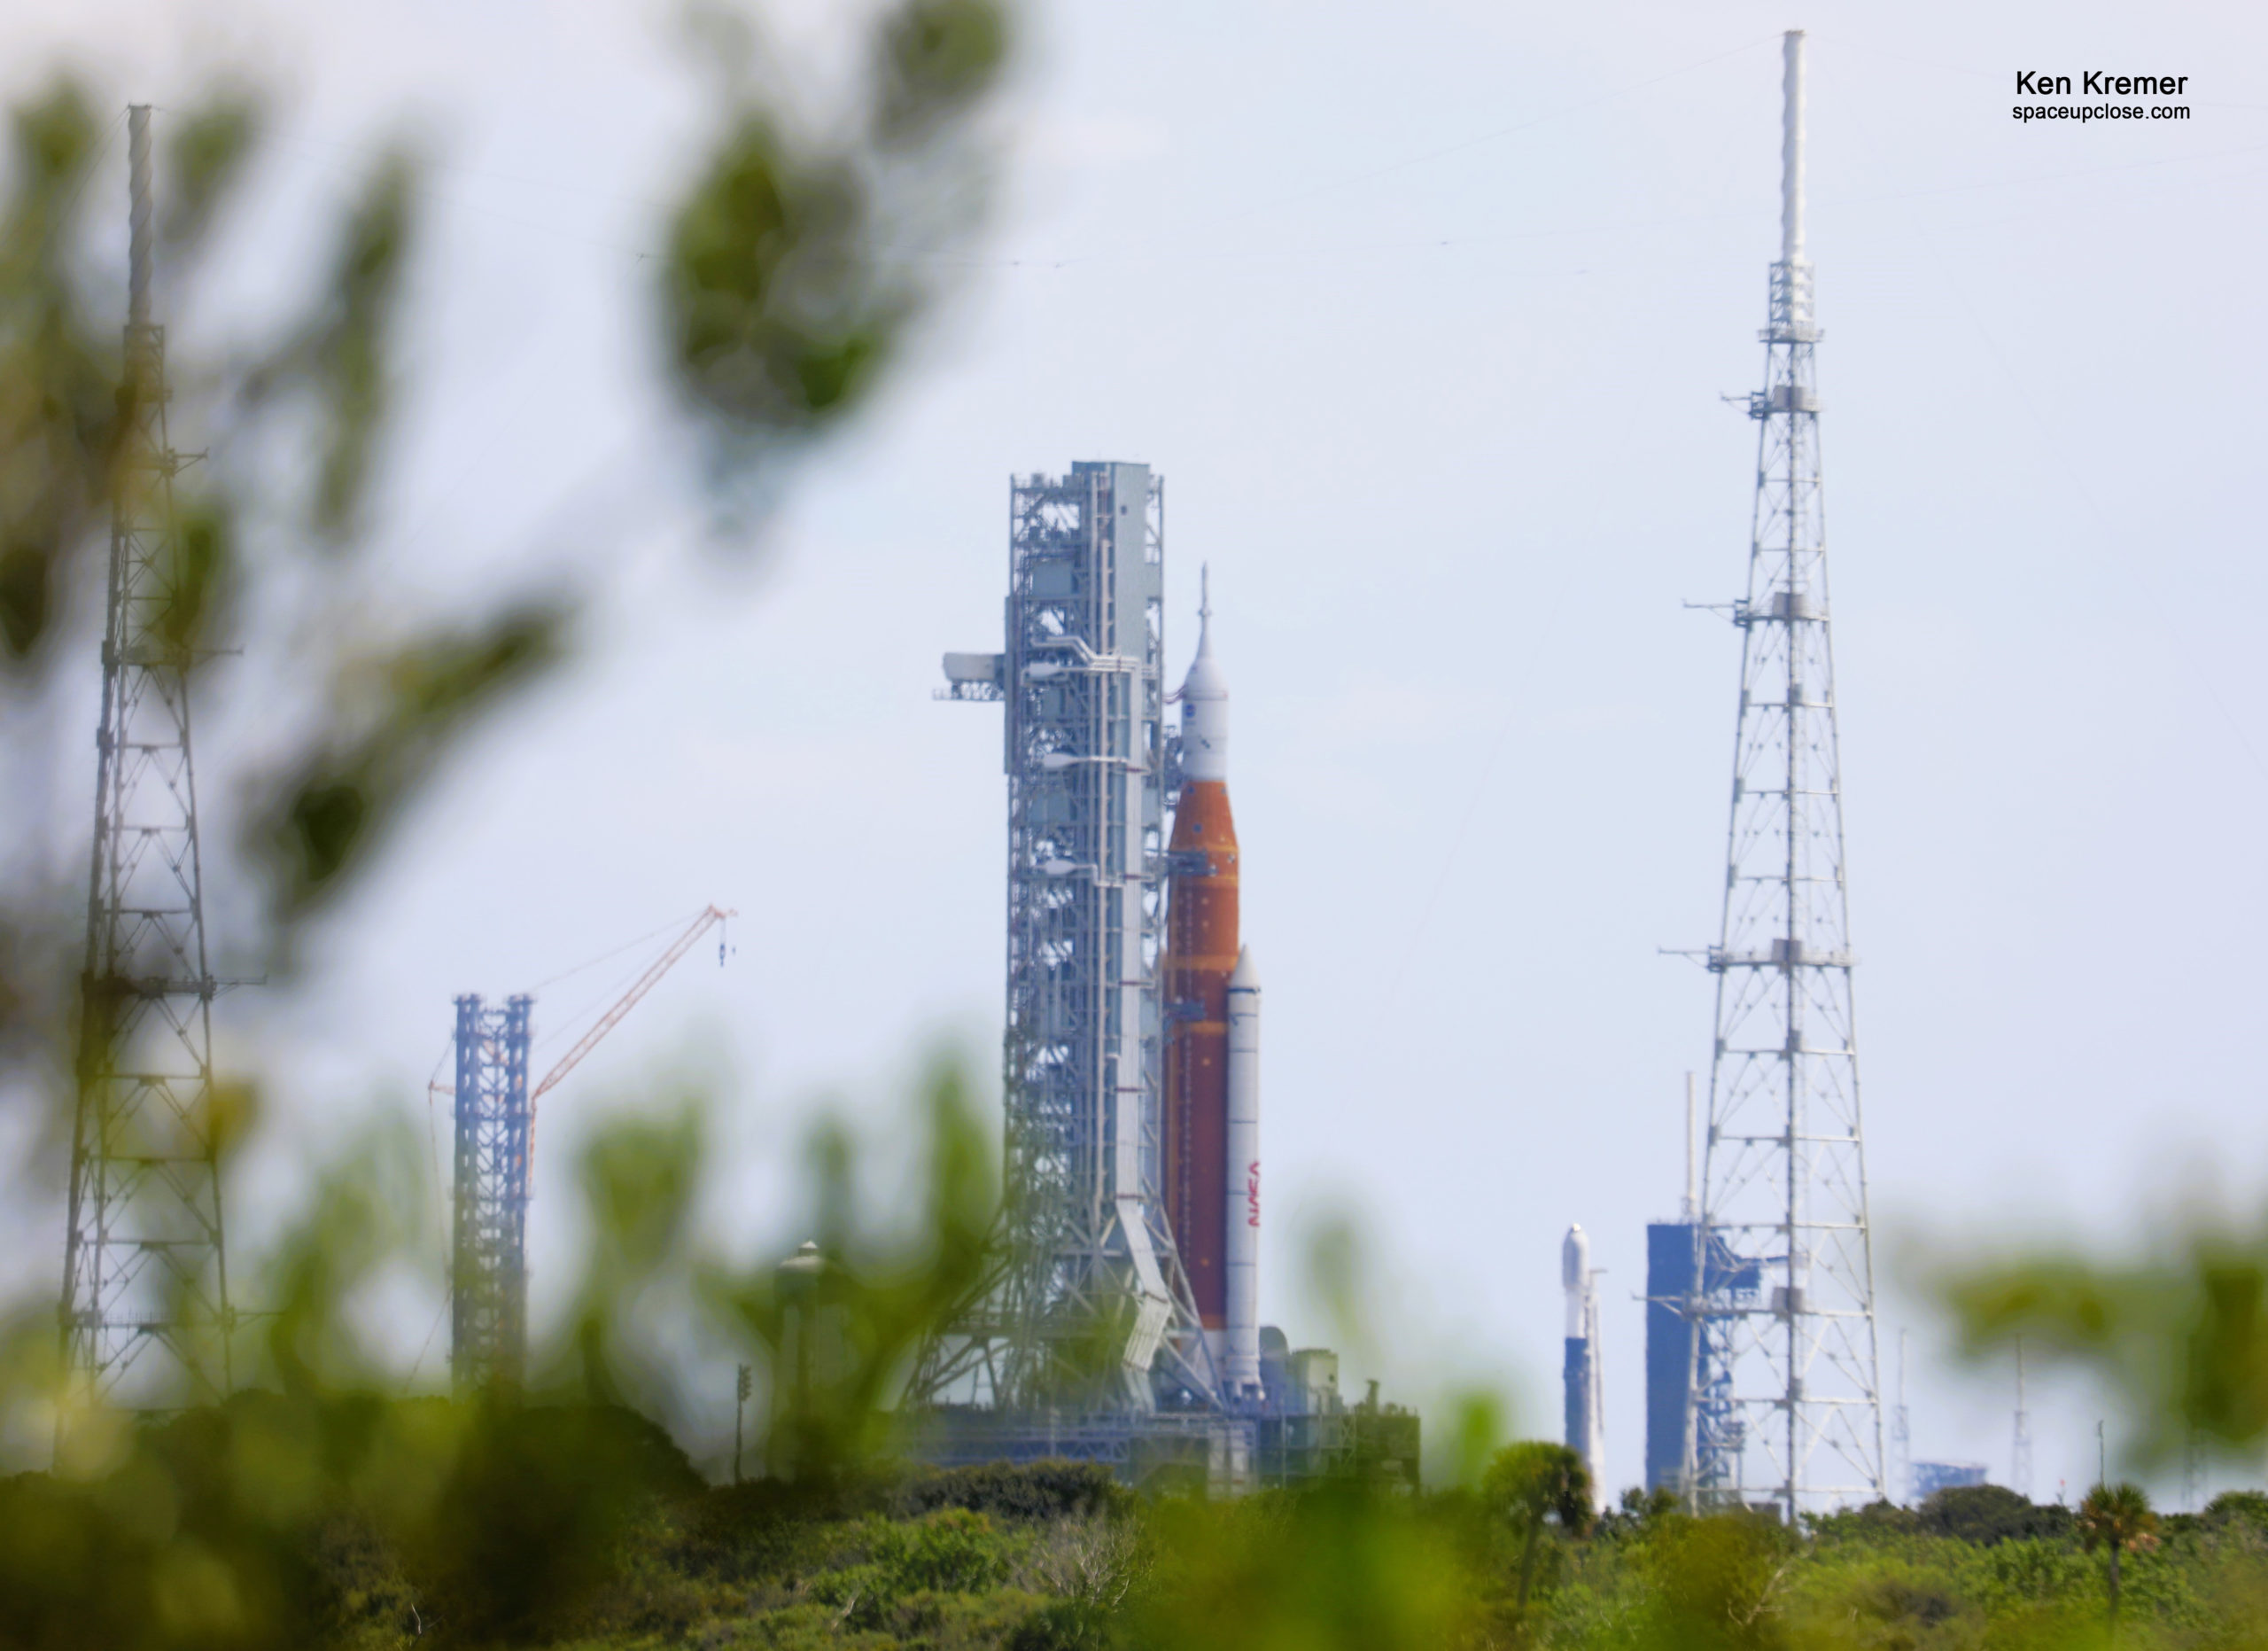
xmin=10 ymin=0 xmax=2268 ymax=1497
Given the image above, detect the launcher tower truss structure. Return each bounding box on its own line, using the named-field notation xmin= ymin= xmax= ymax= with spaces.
xmin=59 ymin=107 xmax=237 ymax=1415
xmin=1688 ymin=33 xmax=1884 ymax=1518
xmin=914 ymin=463 xmax=1218 ymax=1415
xmin=451 ymin=994 xmax=532 ymax=1391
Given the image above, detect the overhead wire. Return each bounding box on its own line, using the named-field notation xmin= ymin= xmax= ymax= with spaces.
xmin=521 ymin=905 xmax=711 ymax=995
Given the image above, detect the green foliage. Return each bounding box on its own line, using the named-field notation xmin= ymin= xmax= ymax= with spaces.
xmin=1122 ymin=1484 xmax=1475 ymax=1651
xmin=1935 ymin=1218 xmax=2268 ymax=1471
xmin=1916 ymin=1484 xmax=2073 ymax=1547
xmin=704 ymin=1058 xmax=997 ymax=1484
xmin=0 ymin=80 xmax=120 ymax=667
xmin=660 ymin=0 xmax=1007 ymax=465
xmin=896 ymin=1460 xmax=1131 ymax=1523
xmin=1632 ymin=1511 xmax=1798 ymax=1650
xmin=2078 ymin=1483 xmax=2159 ymax=1557
xmin=1486 ymin=1440 xmax=1596 ymax=1536
xmin=873 ymin=0 xmax=1013 ymax=146
xmin=160 ymin=90 xmax=261 ymax=252
xmin=2201 ymin=1489 xmax=2268 ymax=1540
xmin=809 ymin=1507 xmax=1017 ymax=1625
xmin=1483 ymin=1439 xmax=1596 ymax=1616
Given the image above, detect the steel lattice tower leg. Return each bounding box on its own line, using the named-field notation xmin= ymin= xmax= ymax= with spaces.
xmin=58 ymin=107 xmax=237 ymax=1420
xmin=1688 ymin=34 xmax=1885 ymax=1518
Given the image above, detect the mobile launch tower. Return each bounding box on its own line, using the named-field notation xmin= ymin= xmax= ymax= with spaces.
xmin=1685 ymin=32 xmax=1885 ymax=1515
xmin=916 ymin=464 xmax=1221 ymax=1416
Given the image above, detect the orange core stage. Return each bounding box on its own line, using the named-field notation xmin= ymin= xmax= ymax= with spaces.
xmin=1162 ymin=777 xmax=1239 ymax=1328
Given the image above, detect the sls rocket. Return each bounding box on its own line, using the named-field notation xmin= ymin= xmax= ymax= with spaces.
xmin=1162 ymin=573 xmax=1263 ymax=1398
xmin=1564 ymin=1224 xmax=1607 ymax=1507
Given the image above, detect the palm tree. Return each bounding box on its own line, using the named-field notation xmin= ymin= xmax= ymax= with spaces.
xmin=2078 ymin=1481 xmax=2158 ymax=1622
xmin=1482 ymin=1441 xmax=1596 ymax=1615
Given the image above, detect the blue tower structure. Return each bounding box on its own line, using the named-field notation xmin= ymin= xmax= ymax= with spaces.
xmin=1646 ymin=1221 xmax=1761 ymax=1495
xmin=452 ymin=993 xmax=533 ymax=1391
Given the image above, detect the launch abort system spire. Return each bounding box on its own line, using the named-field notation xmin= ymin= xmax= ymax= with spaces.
xmin=59 ymin=106 xmax=238 ymax=1417
xmin=1684 ymin=31 xmax=1885 ymax=1517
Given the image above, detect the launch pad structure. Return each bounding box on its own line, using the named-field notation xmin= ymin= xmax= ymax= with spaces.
xmin=915 ymin=464 xmax=1218 ymax=1419
xmin=1683 ymin=32 xmax=1886 ymax=1518
xmin=913 ymin=464 xmax=1418 ymax=1492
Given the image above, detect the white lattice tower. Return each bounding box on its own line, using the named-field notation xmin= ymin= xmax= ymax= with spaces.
xmin=1688 ymin=34 xmax=1885 ymax=1517
xmin=58 ymin=107 xmax=237 ymax=1418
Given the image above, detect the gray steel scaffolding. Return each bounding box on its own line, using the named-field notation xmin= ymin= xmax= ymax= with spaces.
xmin=913 ymin=463 xmax=1218 ymax=1416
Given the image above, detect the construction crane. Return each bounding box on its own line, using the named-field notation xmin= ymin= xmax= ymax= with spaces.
xmin=530 ymin=904 xmax=734 ymax=1109
xmin=446 ymin=904 xmax=734 ymax=1390
xmin=431 ymin=905 xmax=736 ymax=1103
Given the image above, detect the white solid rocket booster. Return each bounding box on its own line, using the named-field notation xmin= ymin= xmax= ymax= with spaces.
xmin=1224 ymin=946 xmax=1262 ymax=1396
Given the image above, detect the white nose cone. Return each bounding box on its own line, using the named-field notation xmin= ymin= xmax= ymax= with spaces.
xmin=1562 ymin=1224 xmax=1589 ymax=1294
xmin=1563 ymin=1224 xmax=1591 ymax=1338
xmin=1179 ymin=566 xmax=1229 ymax=783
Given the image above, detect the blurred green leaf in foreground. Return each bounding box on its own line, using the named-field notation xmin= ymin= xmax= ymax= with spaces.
xmin=1932 ymin=1204 xmax=2268 ymax=1473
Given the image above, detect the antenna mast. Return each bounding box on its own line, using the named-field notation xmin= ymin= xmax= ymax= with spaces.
xmin=59 ymin=106 xmax=238 ymax=1422
xmin=2012 ymin=1336 xmax=2033 ymax=1500
xmin=1686 ymin=31 xmax=1885 ymax=1518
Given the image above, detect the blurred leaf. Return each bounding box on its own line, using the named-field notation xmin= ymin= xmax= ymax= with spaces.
xmin=162 ymin=92 xmax=262 ymax=253
xmin=0 ymin=82 xmax=118 ymax=666
xmin=0 ymin=81 xmax=101 ymax=273
xmin=254 ymin=1112 xmax=425 ymax=1396
xmin=1634 ymin=1511 xmax=1795 ymax=1650
xmin=709 ymin=1055 xmax=999 ymax=1483
xmin=663 ymin=119 xmax=895 ymax=438
xmin=873 ymin=0 xmax=1012 ymax=147
xmin=1124 ymin=1485 xmax=1475 ymax=1651
xmin=1934 ymin=1215 xmax=2268 ymax=1467
xmin=252 ymin=602 xmax=567 ymax=918
xmin=308 ymin=151 xmax=416 ymax=536
xmin=153 ymin=497 xmax=232 ymax=654
xmin=1443 ymin=1389 xmax=1506 ymax=1493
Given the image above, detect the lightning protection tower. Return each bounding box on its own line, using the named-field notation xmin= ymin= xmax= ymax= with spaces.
xmin=913 ymin=463 xmax=1218 ymax=1417
xmin=59 ymin=107 xmax=238 ymax=1416
xmin=1686 ymin=33 xmax=1885 ymax=1517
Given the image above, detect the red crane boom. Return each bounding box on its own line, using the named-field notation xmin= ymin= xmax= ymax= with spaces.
xmin=531 ymin=905 xmax=734 ymax=1105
